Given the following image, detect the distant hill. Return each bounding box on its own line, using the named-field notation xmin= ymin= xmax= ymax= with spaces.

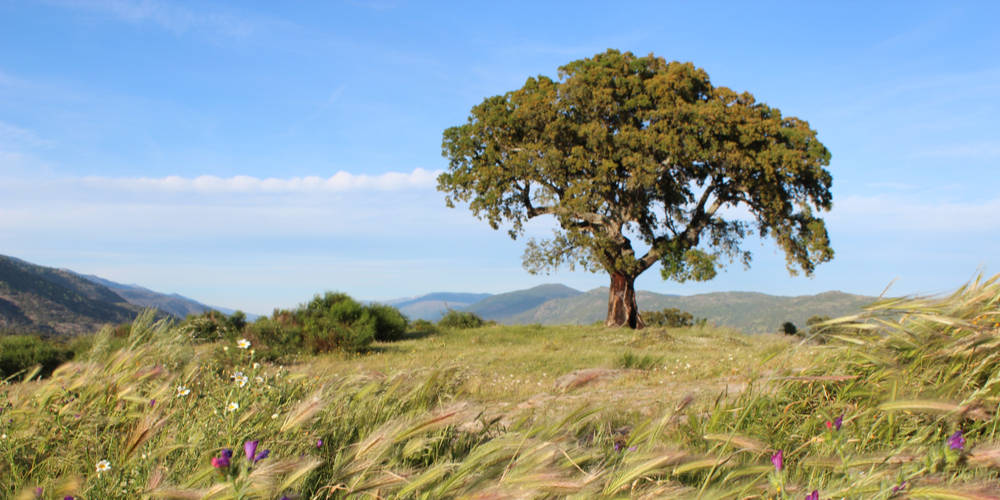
xmin=461 ymin=284 xmax=583 ymax=321
xmin=75 ymin=273 xmax=253 ymax=319
xmin=0 ymin=255 xmax=145 ymax=335
xmin=505 ymin=288 xmax=876 ymax=333
xmin=382 ymin=292 xmax=493 ymax=321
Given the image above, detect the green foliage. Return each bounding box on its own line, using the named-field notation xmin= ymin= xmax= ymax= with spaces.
xmin=617 ymin=351 xmax=664 ymax=370
xmin=288 ymin=292 xmax=376 ymax=352
xmin=781 ymin=320 xmax=798 ymax=335
xmin=269 ymin=292 xmax=410 ymax=354
xmin=641 ymin=307 xmax=698 ymax=328
xmin=366 ymin=302 xmax=409 ymax=342
xmin=440 ymin=49 xmax=834 ymax=327
xmin=437 ymin=308 xmax=494 ymax=329
xmin=245 ymin=317 xmax=302 ymax=361
xmin=0 ymin=335 xmax=73 ymax=380
xmin=181 ymin=309 xmax=248 ymax=341
xmin=410 ymin=318 xmax=438 ymax=334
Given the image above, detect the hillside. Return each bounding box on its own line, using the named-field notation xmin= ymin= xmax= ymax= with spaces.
xmin=461 ymin=284 xmax=583 ymax=320
xmin=76 ymin=273 xmax=248 ymax=319
xmin=0 ymin=256 xmax=142 ymax=335
xmin=505 ymin=287 xmax=875 ymax=333
xmin=386 ymin=292 xmax=493 ymax=321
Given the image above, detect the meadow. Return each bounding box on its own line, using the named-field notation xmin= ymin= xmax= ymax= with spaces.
xmin=2 ymin=276 xmax=1000 ymax=499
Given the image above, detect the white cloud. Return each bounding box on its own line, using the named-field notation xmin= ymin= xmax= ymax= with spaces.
xmin=0 ymin=121 xmax=55 ymax=149
xmin=912 ymin=143 xmax=1000 ymax=161
xmin=831 ymin=194 xmax=1000 ymax=233
xmin=75 ymin=168 xmax=443 ymax=194
xmin=46 ymin=0 xmax=255 ymax=38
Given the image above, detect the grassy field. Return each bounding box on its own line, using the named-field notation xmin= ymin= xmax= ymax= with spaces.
xmin=3 ymin=276 xmax=1000 ymax=499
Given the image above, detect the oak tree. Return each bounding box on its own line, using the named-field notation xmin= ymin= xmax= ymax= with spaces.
xmin=439 ymin=50 xmax=834 ymax=328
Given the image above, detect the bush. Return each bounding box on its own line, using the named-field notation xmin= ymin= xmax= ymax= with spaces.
xmin=182 ymin=310 xmax=248 ymax=341
xmin=0 ymin=335 xmax=74 ymax=380
xmin=641 ymin=307 xmax=700 ymax=328
xmin=410 ymin=319 xmax=437 ymax=334
xmin=366 ymin=302 xmax=409 ymax=342
xmin=781 ymin=321 xmax=798 ymax=335
xmin=437 ymin=309 xmax=494 ymax=329
xmin=270 ymin=292 xmax=411 ymax=353
xmin=245 ymin=317 xmax=303 ymax=361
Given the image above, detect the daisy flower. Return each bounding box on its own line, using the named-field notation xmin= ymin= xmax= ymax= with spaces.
xmin=96 ymin=459 xmax=112 ymax=474
xmin=226 ymin=401 xmax=240 ymax=412
xmin=237 ymin=339 xmax=251 ymax=349
xmin=176 ymin=385 xmax=191 ymax=396
xmin=235 ymin=375 xmax=248 ymax=387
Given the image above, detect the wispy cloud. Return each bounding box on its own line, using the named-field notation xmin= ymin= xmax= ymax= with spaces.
xmin=0 ymin=121 xmax=55 ymax=150
xmin=831 ymin=194 xmax=1000 ymax=233
xmin=912 ymin=143 xmax=1000 ymax=161
xmin=73 ymin=168 xmax=442 ymax=193
xmin=44 ymin=0 xmax=256 ymax=38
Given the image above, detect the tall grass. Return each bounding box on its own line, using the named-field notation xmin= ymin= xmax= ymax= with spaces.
xmin=3 ymin=275 xmax=1000 ymax=498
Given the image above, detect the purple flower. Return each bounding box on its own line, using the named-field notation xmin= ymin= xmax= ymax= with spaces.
xmin=34 ymin=487 xmax=42 ymax=498
xmin=64 ymin=496 xmax=75 ymax=500
xmin=948 ymin=430 xmax=965 ymax=451
xmin=245 ymin=440 xmax=259 ymax=461
xmin=212 ymin=448 xmax=233 ymax=469
xmin=245 ymin=439 xmax=269 ymax=464
xmin=805 ymin=491 xmax=819 ymax=500
xmin=892 ymin=481 xmax=907 ymax=493
xmin=771 ymin=450 xmax=783 ymax=472
xmin=833 ymin=414 xmax=843 ymax=431
xmin=150 ymin=399 xmax=156 ymax=408
xmin=317 ymin=438 xmax=323 ymax=448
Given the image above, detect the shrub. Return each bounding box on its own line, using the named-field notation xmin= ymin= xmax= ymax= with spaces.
xmin=366 ymin=302 xmax=409 ymax=342
xmin=292 ymin=292 xmax=375 ymax=352
xmin=0 ymin=335 xmax=73 ymax=380
xmin=245 ymin=317 xmax=303 ymax=361
xmin=781 ymin=321 xmax=798 ymax=335
xmin=182 ymin=310 xmax=248 ymax=341
xmin=437 ymin=309 xmax=493 ymax=329
xmin=641 ymin=307 xmax=699 ymax=328
xmin=805 ymin=314 xmax=832 ymax=335
xmin=410 ymin=318 xmax=437 ymax=334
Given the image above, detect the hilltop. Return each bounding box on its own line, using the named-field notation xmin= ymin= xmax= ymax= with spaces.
xmin=0 ymin=254 xmax=245 ymax=335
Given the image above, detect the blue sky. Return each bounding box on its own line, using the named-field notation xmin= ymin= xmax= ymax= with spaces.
xmin=1 ymin=1 xmax=998 ymax=315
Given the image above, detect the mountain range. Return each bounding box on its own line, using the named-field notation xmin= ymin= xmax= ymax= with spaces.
xmin=1 ymin=253 xmax=876 ymax=336
xmin=389 ymin=284 xmax=874 ymax=333
xmin=0 ymin=254 xmax=246 ymax=335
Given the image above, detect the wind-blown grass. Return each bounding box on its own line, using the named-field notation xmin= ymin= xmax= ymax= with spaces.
xmin=3 ymin=275 xmax=1000 ymax=499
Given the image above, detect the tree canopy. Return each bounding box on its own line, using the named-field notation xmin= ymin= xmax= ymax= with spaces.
xmin=438 ymin=49 xmax=834 ymax=328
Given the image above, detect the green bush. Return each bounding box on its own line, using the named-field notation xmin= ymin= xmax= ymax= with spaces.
xmin=641 ymin=307 xmax=700 ymax=328
xmin=437 ymin=309 xmax=494 ymax=329
xmin=0 ymin=335 xmax=74 ymax=380
xmin=245 ymin=317 xmax=303 ymax=361
xmin=294 ymin=292 xmax=375 ymax=352
xmin=781 ymin=321 xmax=798 ymax=335
xmin=366 ymin=302 xmax=409 ymax=342
xmin=410 ymin=318 xmax=437 ymax=334
xmin=182 ymin=310 xmax=248 ymax=341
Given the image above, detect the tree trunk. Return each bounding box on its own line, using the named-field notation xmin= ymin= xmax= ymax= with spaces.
xmin=605 ymin=272 xmax=645 ymax=329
